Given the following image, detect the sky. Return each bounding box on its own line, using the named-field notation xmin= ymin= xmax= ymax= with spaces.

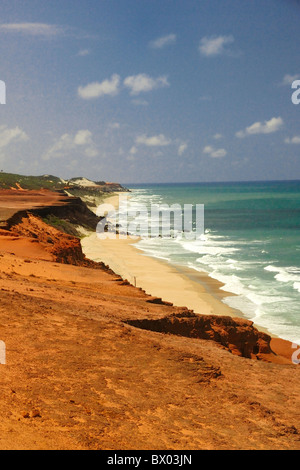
xmin=0 ymin=0 xmax=300 ymax=184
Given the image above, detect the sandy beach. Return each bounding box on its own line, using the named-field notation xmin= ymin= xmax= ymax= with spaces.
xmin=82 ymin=233 xmax=243 ymax=317
xmin=81 ymin=192 xmax=263 ymax=322
xmin=81 ymin=192 xmax=287 ymax=341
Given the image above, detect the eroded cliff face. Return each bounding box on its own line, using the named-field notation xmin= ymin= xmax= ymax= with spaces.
xmin=10 ymin=213 xmax=84 ymax=265
xmin=6 ymin=192 xmax=100 ymax=232
xmin=126 ymin=311 xmax=272 ymax=360
xmin=9 ymin=213 xmax=109 ymax=270
xmin=0 ymin=189 xmax=100 ymax=231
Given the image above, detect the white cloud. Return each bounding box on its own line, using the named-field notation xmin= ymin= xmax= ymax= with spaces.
xmin=149 ymin=34 xmax=176 ymax=49
xmin=78 ymin=74 xmax=121 ymax=99
xmin=211 ymin=148 xmax=227 ymax=158
xmin=199 ymin=35 xmax=234 ymax=56
xmin=178 ymin=142 xmax=188 ymax=156
xmin=203 ymin=145 xmax=214 ymax=154
xmin=73 ymin=129 xmax=93 ymax=146
xmin=43 ymin=129 xmax=98 ymax=160
xmin=124 ymin=74 xmax=169 ymax=95
xmin=0 ymin=23 xmax=65 ymax=37
xmin=236 ymin=117 xmax=284 ymax=138
xmin=135 ymin=133 xmax=171 ymax=147
xmin=78 ymin=73 xmax=169 ymax=100
xmin=285 ymin=136 xmax=300 ymax=144
xmin=0 ymin=125 xmax=29 ymax=149
xmin=281 ymin=74 xmax=300 ymax=86
xmin=203 ymin=145 xmax=227 ymax=158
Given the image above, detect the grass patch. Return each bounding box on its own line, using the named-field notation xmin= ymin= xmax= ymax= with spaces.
xmin=42 ymin=215 xmax=80 ymax=237
xmin=0 ymin=172 xmax=65 ymax=190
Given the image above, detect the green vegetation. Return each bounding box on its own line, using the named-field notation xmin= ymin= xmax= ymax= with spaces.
xmin=42 ymin=215 xmax=80 ymax=237
xmin=0 ymin=172 xmax=65 ymax=190
xmin=0 ymin=171 xmax=128 ymax=192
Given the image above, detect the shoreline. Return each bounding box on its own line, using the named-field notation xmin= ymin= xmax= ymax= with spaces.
xmin=0 ymin=188 xmax=299 ymax=449
xmin=80 ymin=192 xmax=277 ymax=339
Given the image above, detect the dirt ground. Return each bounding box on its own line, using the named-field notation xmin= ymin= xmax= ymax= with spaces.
xmin=0 ymin=248 xmax=299 ymax=450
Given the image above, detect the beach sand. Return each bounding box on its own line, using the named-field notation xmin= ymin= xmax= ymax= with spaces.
xmin=81 ymin=192 xmax=255 ymax=319
xmin=82 ymin=234 xmax=242 ymax=317
xmin=81 ymin=192 xmax=279 ymax=338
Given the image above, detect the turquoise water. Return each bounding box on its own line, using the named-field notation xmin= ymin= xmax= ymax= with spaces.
xmin=123 ymin=181 xmax=300 ymax=344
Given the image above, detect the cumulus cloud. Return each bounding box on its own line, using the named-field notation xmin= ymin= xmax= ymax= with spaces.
xmin=73 ymin=129 xmax=93 ymax=146
xmin=178 ymin=142 xmax=188 ymax=156
xmin=203 ymin=145 xmax=227 ymax=158
xmin=43 ymin=129 xmax=98 ymax=160
xmin=284 ymin=135 xmax=300 ymax=144
xmin=124 ymin=74 xmax=169 ymax=95
xmin=0 ymin=23 xmax=66 ymax=37
xmin=78 ymin=73 xmax=170 ymax=99
xmin=0 ymin=125 xmax=29 ymax=149
xmin=236 ymin=117 xmax=284 ymax=138
xmin=199 ymin=35 xmax=234 ymax=56
xmin=78 ymin=74 xmax=121 ymax=99
xmin=149 ymin=34 xmax=176 ymax=49
xmin=135 ymin=133 xmax=171 ymax=147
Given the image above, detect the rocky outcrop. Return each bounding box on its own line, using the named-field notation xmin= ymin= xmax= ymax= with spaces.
xmin=126 ymin=311 xmax=273 ymax=359
xmin=9 ymin=213 xmax=109 ymax=269
xmin=10 ymin=213 xmax=85 ymax=265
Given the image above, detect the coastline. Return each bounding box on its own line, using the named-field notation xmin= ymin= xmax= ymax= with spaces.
xmin=80 ymin=192 xmax=277 ymax=339
xmin=0 ymin=187 xmax=299 ymax=449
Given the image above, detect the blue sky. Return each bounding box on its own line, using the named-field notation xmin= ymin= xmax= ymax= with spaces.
xmin=0 ymin=0 xmax=299 ymax=184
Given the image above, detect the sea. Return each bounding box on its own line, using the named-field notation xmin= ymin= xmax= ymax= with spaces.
xmin=116 ymin=180 xmax=300 ymax=344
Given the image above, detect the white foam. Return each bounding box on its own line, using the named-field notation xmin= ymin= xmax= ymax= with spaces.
xmin=264 ymin=265 xmax=300 ymax=285
xmin=293 ymin=282 xmax=300 ymax=293
xmin=181 ymin=240 xmax=239 ymax=256
xmin=126 ymin=189 xmax=300 ymax=344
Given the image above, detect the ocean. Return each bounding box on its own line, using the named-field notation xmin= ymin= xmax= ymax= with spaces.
xmin=118 ymin=181 xmax=300 ymax=344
